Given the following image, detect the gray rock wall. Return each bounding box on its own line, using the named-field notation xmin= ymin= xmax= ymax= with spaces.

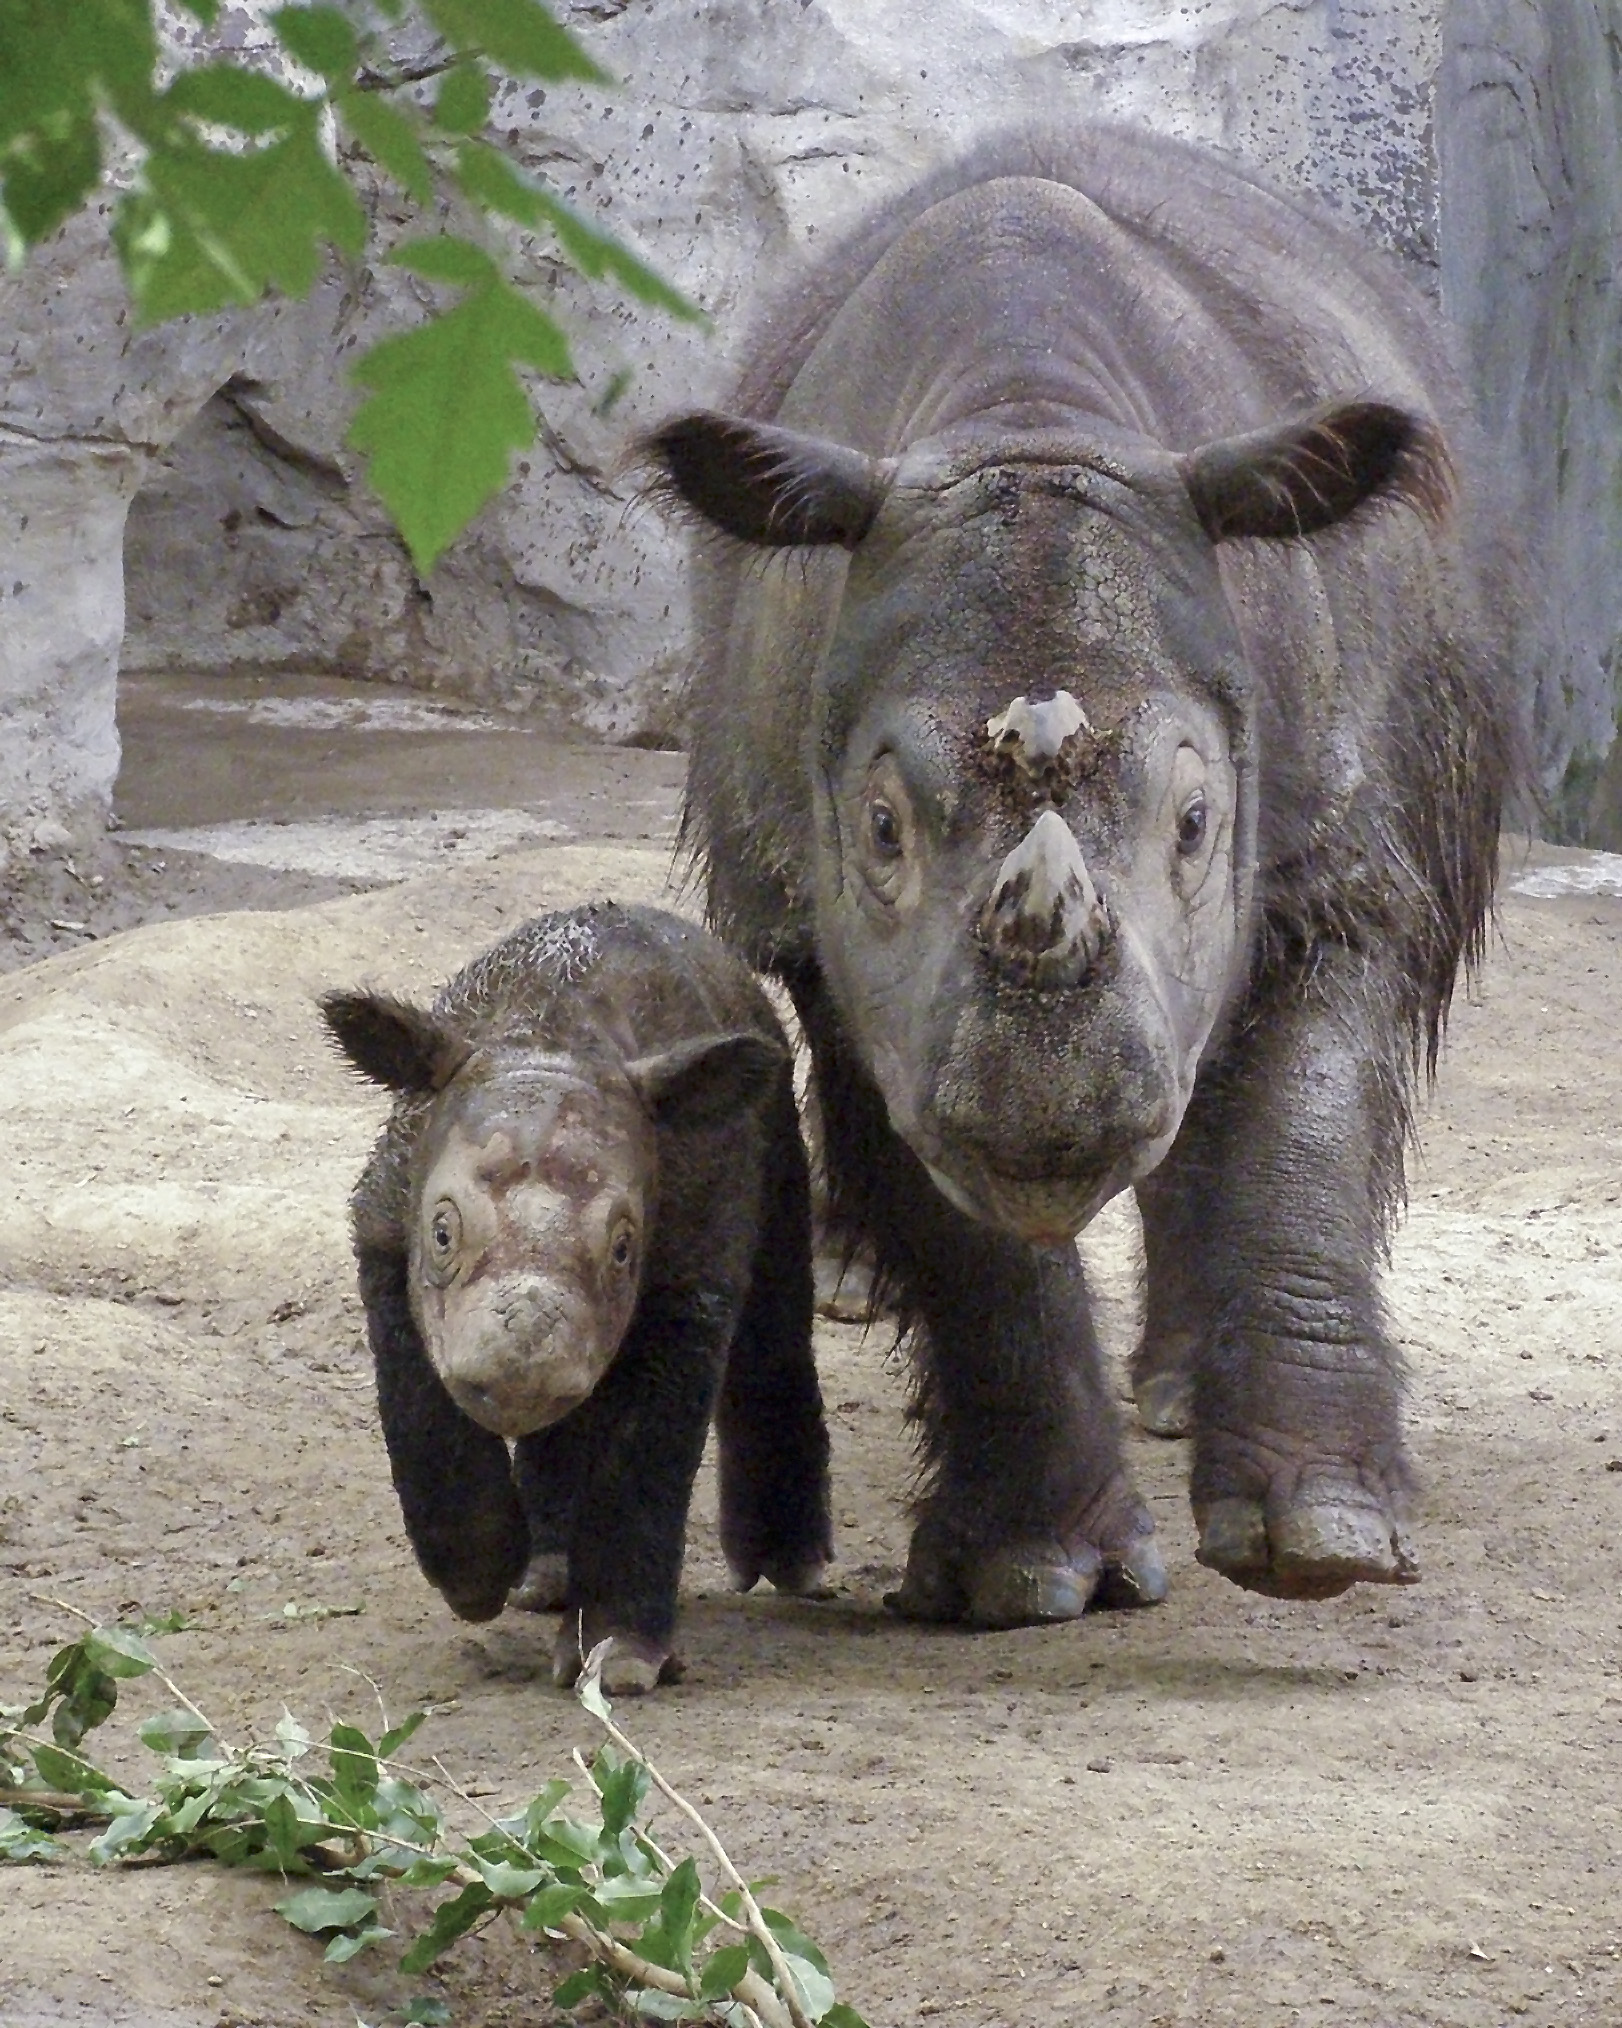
xmin=120 ymin=0 xmax=1448 ymax=752
xmin=1439 ymin=0 xmax=1622 ymax=844
xmin=7 ymin=0 xmax=1621 ymax=853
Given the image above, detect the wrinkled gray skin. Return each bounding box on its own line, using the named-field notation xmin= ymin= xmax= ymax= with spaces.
xmin=324 ymin=904 xmax=832 ymax=1693
xmin=645 ymin=127 xmax=1520 ymax=1625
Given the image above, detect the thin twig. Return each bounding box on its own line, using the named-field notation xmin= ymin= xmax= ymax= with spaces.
xmin=578 ymin=1648 xmax=816 ymax=2028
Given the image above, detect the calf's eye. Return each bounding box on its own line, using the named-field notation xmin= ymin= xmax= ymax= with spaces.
xmin=610 ymin=1223 xmax=635 ymax=1271
xmin=1176 ymin=794 xmax=1208 ymax=856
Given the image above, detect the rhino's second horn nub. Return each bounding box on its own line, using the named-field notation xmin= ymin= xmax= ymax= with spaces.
xmin=977 ymin=809 xmax=1113 ymax=990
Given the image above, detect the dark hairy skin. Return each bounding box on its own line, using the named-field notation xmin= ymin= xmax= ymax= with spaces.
xmin=324 ymin=904 xmax=832 ymax=1691
xmin=642 ymin=126 xmax=1522 ymax=1623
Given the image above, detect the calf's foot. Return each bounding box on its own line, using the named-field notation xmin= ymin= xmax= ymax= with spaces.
xmin=508 ymin=1550 xmax=569 ymax=1613
xmin=550 ymin=1617 xmax=683 ymax=1695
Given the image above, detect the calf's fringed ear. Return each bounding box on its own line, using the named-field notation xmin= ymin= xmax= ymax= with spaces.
xmin=1181 ymin=399 xmax=1454 ymax=543
xmin=319 ymin=990 xmax=471 ymax=1093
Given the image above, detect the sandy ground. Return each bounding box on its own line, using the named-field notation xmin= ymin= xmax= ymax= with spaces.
xmin=2 ymin=675 xmax=1620 ymax=2027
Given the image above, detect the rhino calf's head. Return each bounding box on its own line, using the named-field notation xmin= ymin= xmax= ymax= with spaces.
xmin=323 ymin=992 xmax=773 ymax=1433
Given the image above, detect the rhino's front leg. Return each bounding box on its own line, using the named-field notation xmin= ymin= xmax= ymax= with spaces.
xmin=1150 ymin=964 xmax=1419 ymax=1599
xmin=795 ymin=978 xmax=1164 ymax=1627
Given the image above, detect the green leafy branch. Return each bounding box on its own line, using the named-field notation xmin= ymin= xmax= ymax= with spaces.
xmin=0 ymin=1612 xmax=866 ymax=2028
xmin=0 ymin=0 xmax=704 ymax=569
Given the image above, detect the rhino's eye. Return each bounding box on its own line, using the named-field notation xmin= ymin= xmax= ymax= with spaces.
xmin=870 ymin=802 xmax=903 ymax=857
xmin=1176 ymin=794 xmax=1208 ymax=857
xmin=424 ymin=1200 xmax=461 ymax=1284
xmin=609 ymin=1221 xmax=636 ymax=1272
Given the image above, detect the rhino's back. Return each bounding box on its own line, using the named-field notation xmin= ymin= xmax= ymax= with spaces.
xmin=686 ymin=127 xmax=1515 ymax=972
xmin=436 ymin=903 xmax=781 ymax=1062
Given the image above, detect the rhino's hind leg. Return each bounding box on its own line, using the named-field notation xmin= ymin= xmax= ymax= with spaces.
xmin=1171 ymin=963 xmax=1419 ymax=1599
xmin=794 ymin=977 xmax=1164 ymax=1628
xmin=716 ymin=1071 xmax=834 ymax=1598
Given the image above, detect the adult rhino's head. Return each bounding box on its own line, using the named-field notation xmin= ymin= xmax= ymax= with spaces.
xmin=648 ymin=400 xmax=1449 ymax=1242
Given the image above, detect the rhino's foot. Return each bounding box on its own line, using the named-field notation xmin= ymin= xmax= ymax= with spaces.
xmin=508 ymin=1550 xmax=570 ymax=1614
xmin=1195 ymin=1477 xmax=1419 ymax=1600
xmin=884 ymin=1509 xmax=1167 ymax=1628
xmin=726 ymin=1552 xmax=833 ymax=1599
xmin=551 ymin=1620 xmax=683 ymax=1695
xmin=1133 ymin=1369 xmax=1194 ymax=1439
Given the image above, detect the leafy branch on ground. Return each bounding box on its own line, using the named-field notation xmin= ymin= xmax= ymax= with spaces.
xmin=0 ymin=1609 xmax=866 ymax=2028
xmin=0 ymin=0 xmax=705 ymax=568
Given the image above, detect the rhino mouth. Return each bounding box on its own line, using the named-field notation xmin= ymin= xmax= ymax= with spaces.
xmin=921 ymin=1148 xmax=1124 ymax=1246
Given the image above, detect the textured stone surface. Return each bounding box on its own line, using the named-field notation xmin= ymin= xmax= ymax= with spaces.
xmin=120 ymin=0 xmax=1448 ymax=753
xmin=1439 ymin=0 xmax=1622 ymax=843
xmin=7 ymin=0 xmax=1621 ymax=845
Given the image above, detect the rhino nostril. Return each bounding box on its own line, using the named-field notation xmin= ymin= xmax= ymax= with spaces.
xmin=976 ymin=809 xmax=1112 ymax=989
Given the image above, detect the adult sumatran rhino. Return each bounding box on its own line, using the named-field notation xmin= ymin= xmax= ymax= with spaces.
xmin=644 ymin=127 xmax=1518 ymax=1625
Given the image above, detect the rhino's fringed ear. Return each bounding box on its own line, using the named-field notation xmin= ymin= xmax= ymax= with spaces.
xmin=1180 ymin=399 xmax=1454 ymax=543
xmin=319 ymin=991 xmax=471 ymax=1094
xmin=626 ymin=1030 xmax=788 ymax=1129
xmin=640 ymin=411 xmax=891 ymax=547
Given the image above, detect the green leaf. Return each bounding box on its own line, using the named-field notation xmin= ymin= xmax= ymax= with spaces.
xmin=329 ymin=1722 xmax=379 ymax=1810
xmin=277 ymin=1884 xmax=380 ymax=1934
xmin=434 ymin=63 xmax=489 ymax=136
xmin=1 ymin=114 xmax=102 ymax=244
xmin=761 ymin=1910 xmax=832 ymax=1979
xmin=336 ymin=89 xmax=432 ymax=202
xmin=698 ymin=1944 xmax=752 ymax=2001
xmin=650 ymin=1856 xmax=702 ymax=1979
xmin=139 ymin=1710 xmax=216 ymax=1760
xmin=166 ymin=66 xmax=309 ymax=136
xmin=87 ymin=1796 xmax=165 ymax=1862
xmin=172 ymin=0 xmax=220 ymax=20
xmin=83 ymin=1628 xmax=157 ymax=1680
xmin=399 ymin=1880 xmax=495 ymax=1974
xmin=779 ymin=1954 xmax=837 ymax=2023
xmin=275 ymin=1712 xmax=312 ymax=1760
xmin=454 ymin=142 xmax=701 ymax=323
xmin=377 ymin=1711 xmax=428 ymax=1761
xmin=0 ymin=1807 xmax=65 ymax=1865
xmin=262 ymin=1789 xmax=304 ymax=1867
xmin=389 ymin=232 xmax=497 ymax=289
xmin=270 ymin=5 xmax=359 ymax=81
xmin=516 ymin=1780 xmax=574 ymax=1844
xmin=471 ymin=1855 xmax=545 ymax=1900
xmin=627 ymin=1996 xmax=705 ymax=2022
xmin=400 ymin=1853 xmax=462 ymax=1889
xmin=519 ymin=1880 xmax=586 ymax=1932
xmin=404 ymin=2002 xmax=452 ymax=2027
xmin=348 ymin=265 xmax=573 ymax=572
xmin=117 ymin=116 xmax=366 ymax=322
xmin=591 ymin=1747 xmax=648 ymax=1839
xmin=589 ymin=1873 xmax=663 ymax=1923
xmin=421 ymin=0 xmax=609 ymax=84
xmin=820 ymin=2007 xmax=871 ymax=2028
xmin=31 ymin=1742 xmax=116 ymax=1796
xmin=324 ymin=1922 xmax=394 ymax=1963
xmin=552 ymin=1966 xmax=613 ymax=2010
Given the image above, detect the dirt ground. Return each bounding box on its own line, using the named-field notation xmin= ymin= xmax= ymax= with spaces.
xmin=2 ymin=675 xmax=1620 ymax=2028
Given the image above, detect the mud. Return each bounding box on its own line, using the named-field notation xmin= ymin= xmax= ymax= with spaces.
xmin=1 ymin=674 xmax=1619 ymax=2026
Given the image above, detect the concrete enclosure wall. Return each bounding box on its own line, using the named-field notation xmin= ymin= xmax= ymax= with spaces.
xmin=4 ymin=1 xmax=1621 ymax=855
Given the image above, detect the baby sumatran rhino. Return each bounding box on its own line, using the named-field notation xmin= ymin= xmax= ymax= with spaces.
xmin=322 ymin=904 xmax=832 ymax=1693
xmin=643 ymin=126 xmax=1523 ymax=1624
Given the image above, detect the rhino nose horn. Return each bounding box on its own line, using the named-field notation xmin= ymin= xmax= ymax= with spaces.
xmin=977 ymin=809 xmax=1112 ymax=989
